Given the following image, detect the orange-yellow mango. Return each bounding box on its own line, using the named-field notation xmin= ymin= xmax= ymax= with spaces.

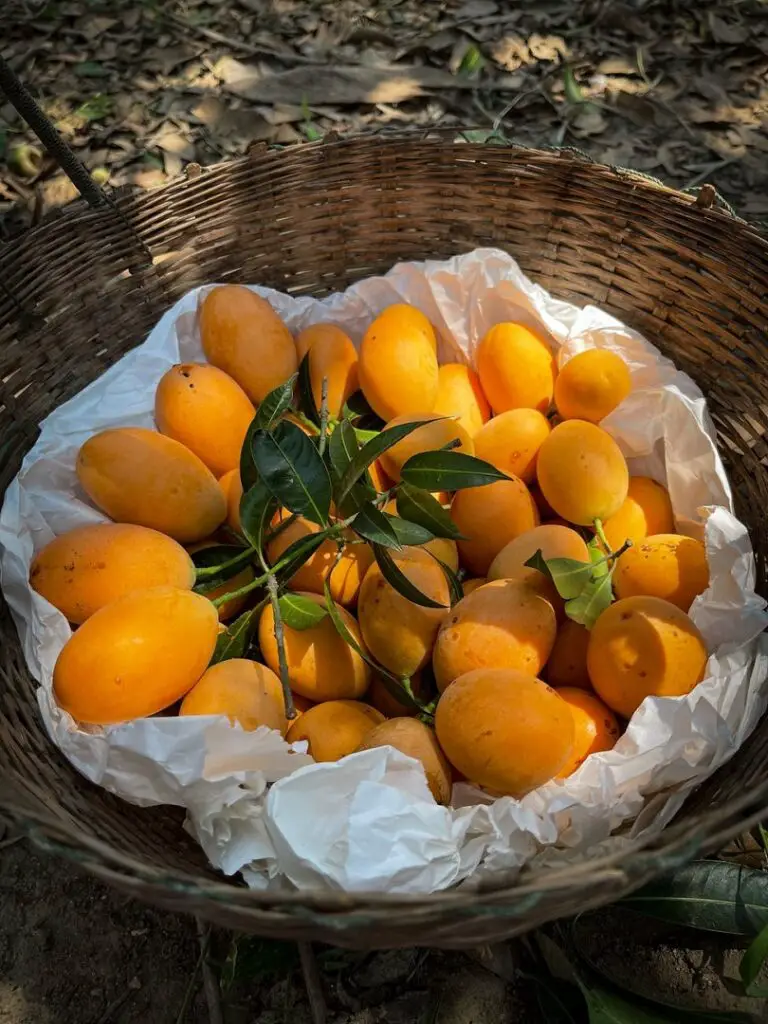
xmin=199 ymin=284 xmax=297 ymax=404
xmin=433 ymin=578 xmax=556 ymax=692
xmin=358 ymin=305 xmax=439 ymax=420
xmin=613 ymin=534 xmax=709 ymax=612
xmin=476 ymin=322 xmax=556 ymax=414
xmin=433 ymin=363 xmax=491 ymax=437
xmin=556 ymin=687 xmax=621 ymax=777
xmin=295 ymin=323 xmax=359 ymax=419
xmin=357 ymin=548 xmax=449 ymax=678
xmin=77 ymin=427 xmax=226 ymax=543
xmin=554 ymin=348 xmax=631 ymax=423
xmin=30 ymin=523 xmax=195 ymax=624
xmin=473 ymin=408 xmax=551 ymax=483
xmin=286 ymin=700 xmax=384 ymax=761
xmin=53 ymin=586 xmax=218 ymax=725
xmin=435 ymin=668 xmax=574 ymax=797
xmin=259 ymin=592 xmax=370 ymax=701
xmin=451 ymin=477 xmax=539 ymax=575
xmin=180 ymin=658 xmax=288 ymax=734
xmin=587 ymin=595 xmax=708 ymax=718
xmin=155 ymin=363 xmax=255 ymax=477
xmin=267 ymin=514 xmax=374 ymax=607
xmin=536 ymin=420 xmax=628 ymax=526
xmin=357 ymin=718 xmax=452 ymax=803
xmin=379 ymin=413 xmax=474 ymax=482
xmin=602 ymin=477 xmax=675 ymax=549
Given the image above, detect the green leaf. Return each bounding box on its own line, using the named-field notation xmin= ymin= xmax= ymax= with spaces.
xmin=278 ymin=592 xmax=327 ymax=630
xmin=563 ymin=66 xmax=586 ymax=104
xmin=740 ymin=922 xmax=768 ymax=996
xmin=271 ymin=530 xmax=330 ymax=585
xmin=373 ymin=545 xmax=448 ymax=609
xmin=239 ymin=480 xmax=277 ymax=552
xmin=210 ymin=604 xmax=262 ymax=664
xmin=297 ymin=351 xmax=320 ymax=425
xmin=565 ymin=569 xmax=614 ymax=629
xmin=385 ymin=513 xmax=434 ymax=547
xmin=588 ymin=535 xmax=611 ymax=579
xmin=578 ymin=974 xmax=752 ymax=1023
xmin=342 ymin=389 xmax=379 ymax=421
xmin=525 ymin=549 xmax=594 ymax=600
xmin=253 ymin=420 xmax=332 ymax=527
xmin=194 ymin=547 xmax=256 ymax=593
xmin=430 ymin=553 xmax=464 ymax=606
xmin=618 ymin=860 xmax=768 ymax=936
xmin=336 ymin=417 xmax=436 ymax=508
xmin=396 ymin=483 xmax=464 ymax=540
xmin=400 ymin=450 xmax=508 ymax=492
xmin=240 ymin=416 xmax=260 ymax=492
xmin=321 ymin=577 xmax=421 ymax=710
xmin=328 ymin=419 xmax=376 ymax=515
xmin=191 ymin=544 xmax=246 ymax=570
xmin=352 ymin=505 xmax=402 ymax=549
xmin=254 ymin=374 xmax=296 ymax=430
xmin=458 ymin=43 xmax=485 ymax=77
xmin=74 ymin=93 xmax=112 ymax=122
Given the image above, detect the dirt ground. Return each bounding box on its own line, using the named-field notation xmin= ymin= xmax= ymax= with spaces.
xmin=2 ymin=1 xmax=768 ymax=1022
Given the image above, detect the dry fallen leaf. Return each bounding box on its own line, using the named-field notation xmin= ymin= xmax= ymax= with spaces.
xmin=223 ymin=65 xmax=468 ymax=105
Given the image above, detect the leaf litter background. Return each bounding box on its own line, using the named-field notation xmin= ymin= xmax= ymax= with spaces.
xmin=2 ymin=0 xmax=768 ymax=1022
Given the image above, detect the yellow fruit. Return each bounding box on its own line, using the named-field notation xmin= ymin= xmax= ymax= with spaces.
xmin=357 ymin=718 xmax=452 ymax=803
xmin=473 ymin=408 xmax=551 ymax=483
xmin=358 ymin=548 xmax=449 ymax=678
xmin=476 ymin=322 xmax=556 ymax=414
xmin=259 ymin=592 xmax=370 ymax=701
xmin=536 ymin=420 xmax=628 ymax=526
xmin=587 ymin=595 xmax=708 ymax=718
xmin=180 ymin=659 xmax=288 ymax=734
xmin=76 ymin=427 xmax=226 ymax=543
xmin=29 ymin=523 xmax=195 ymax=625
xmin=294 ymin=323 xmax=359 ymax=419
xmin=613 ymin=534 xmax=709 ymax=612
xmin=218 ymin=469 xmax=243 ymax=536
xmin=451 ymin=477 xmax=539 ymax=575
xmin=461 ymin=577 xmax=486 ymax=597
xmin=602 ymin=477 xmax=676 ymax=549
xmin=358 ymin=305 xmax=439 ymax=420
xmin=554 ymin=348 xmax=632 ymax=423
xmin=556 ymin=688 xmax=621 ymax=777
xmin=379 ymin=413 xmax=474 ymax=482
xmin=285 ymin=700 xmax=384 ymax=761
xmin=267 ymin=514 xmax=374 ymax=608
xmin=199 ymin=284 xmax=297 ymax=404
xmin=53 ymin=586 xmax=218 ymax=725
xmin=487 ymin=524 xmax=590 ymax=615
xmin=187 ymin=540 xmax=253 ymax=621
xmin=546 ymin=619 xmax=592 ymax=690
xmin=435 ymin=668 xmax=574 ymax=797
xmin=433 ymin=579 xmax=556 ymax=692
xmin=433 ymin=363 xmax=491 ymax=437
xmin=154 ymin=363 xmax=255 ymax=477
xmin=367 ymin=673 xmax=428 ymax=719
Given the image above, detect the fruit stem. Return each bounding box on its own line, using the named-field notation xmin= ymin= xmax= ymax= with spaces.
xmin=593 ymin=518 xmax=611 ymax=554
xmin=195 ymin=546 xmax=256 ymax=580
xmin=317 ymin=376 xmax=330 ymax=457
xmin=292 ymin=410 xmax=320 ymax=436
xmin=267 ymin=574 xmax=295 ymax=719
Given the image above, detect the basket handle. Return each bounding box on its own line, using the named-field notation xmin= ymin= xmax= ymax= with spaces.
xmin=0 ymin=55 xmax=152 ymax=265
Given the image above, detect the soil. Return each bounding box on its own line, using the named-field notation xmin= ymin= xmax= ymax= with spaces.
xmin=2 ymin=1 xmax=768 ymax=1022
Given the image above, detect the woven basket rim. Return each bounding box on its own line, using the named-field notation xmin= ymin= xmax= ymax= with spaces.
xmin=2 ymin=134 xmax=768 ymax=939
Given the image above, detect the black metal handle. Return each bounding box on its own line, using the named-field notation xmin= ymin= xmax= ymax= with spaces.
xmin=0 ymin=53 xmax=107 ymax=209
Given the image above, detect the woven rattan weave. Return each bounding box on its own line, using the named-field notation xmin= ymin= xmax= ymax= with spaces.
xmin=1 ymin=135 xmax=768 ymax=947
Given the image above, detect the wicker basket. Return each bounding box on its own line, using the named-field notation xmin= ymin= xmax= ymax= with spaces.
xmin=2 ymin=134 xmax=768 ymax=949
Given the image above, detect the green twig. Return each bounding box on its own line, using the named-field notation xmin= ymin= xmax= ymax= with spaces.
xmin=593 ymin=517 xmax=611 ymax=554
xmin=196 ymin=546 xmax=255 ymax=580
xmin=268 ymin=575 xmax=295 ymax=719
xmin=318 ymin=376 xmax=330 ymax=458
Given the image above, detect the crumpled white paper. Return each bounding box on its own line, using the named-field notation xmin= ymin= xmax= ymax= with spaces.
xmin=2 ymin=247 xmax=767 ymax=894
